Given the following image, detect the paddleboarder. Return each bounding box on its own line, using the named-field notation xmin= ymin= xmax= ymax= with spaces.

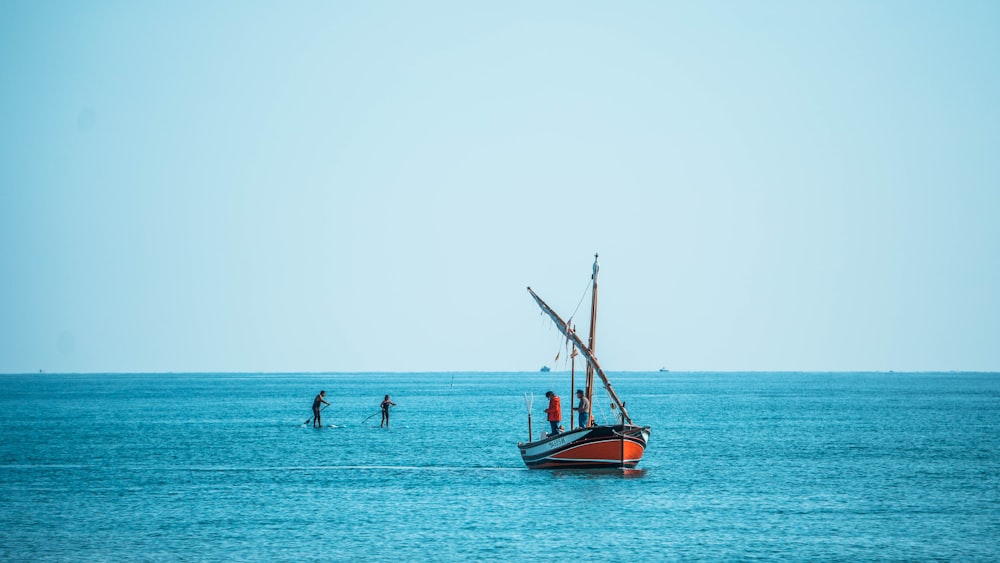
xmin=544 ymin=391 xmax=561 ymax=436
xmin=312 ymin=390 xmax=330 ymax=428
xmin=380 ymin=394 xmax=397 ymax=428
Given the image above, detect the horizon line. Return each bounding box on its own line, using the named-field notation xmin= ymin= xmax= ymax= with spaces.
xmin=4 ymin=370 xmax=998 ymax=376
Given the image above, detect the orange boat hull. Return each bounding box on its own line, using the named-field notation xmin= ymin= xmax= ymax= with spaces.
xmin=518 ymin=425 xmax=650 ymax=469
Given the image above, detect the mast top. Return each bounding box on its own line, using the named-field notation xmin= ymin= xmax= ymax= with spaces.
xmin=592 ymin=253 xmax=599 ymax=281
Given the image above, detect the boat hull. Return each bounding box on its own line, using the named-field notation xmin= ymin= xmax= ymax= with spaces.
xmin=518 ymin=424 xmax=651 ymax=469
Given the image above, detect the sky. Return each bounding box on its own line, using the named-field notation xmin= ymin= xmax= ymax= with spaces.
xmin=2 ymin=1 xmax=998 ymax=373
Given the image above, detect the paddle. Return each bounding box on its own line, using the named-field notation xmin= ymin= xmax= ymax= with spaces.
xmin=305 ymin=404 xmax=328 ymax=426
xmin=364 ymin=402 xmax=400 ymax=425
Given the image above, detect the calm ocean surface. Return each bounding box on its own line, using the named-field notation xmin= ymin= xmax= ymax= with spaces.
xmin=1 ymin=372 xmax=997 ymax=561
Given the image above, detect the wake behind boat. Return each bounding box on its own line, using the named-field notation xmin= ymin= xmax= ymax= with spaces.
xmin=517 ymin=254 xmax=651 ymax=469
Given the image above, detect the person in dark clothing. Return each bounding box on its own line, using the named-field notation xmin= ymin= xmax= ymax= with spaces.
xmin=380 ymin=395 xmax=397 ymax=428
xmin=312 ymin=390 xmax=330 ymax=428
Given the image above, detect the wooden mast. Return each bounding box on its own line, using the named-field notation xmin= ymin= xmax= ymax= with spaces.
xmin=584 ymin=253 xmax=598 ymax=427
xmin=569 ymin=338 xmax=576 ymax=430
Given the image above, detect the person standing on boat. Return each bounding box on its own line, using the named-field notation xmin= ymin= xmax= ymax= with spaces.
xmin=380 ymin=394 xmax=397 ymax=428
xmin=573 ymin=389 xmax=590 ymax=428
xmin=312 ymin=391 xmax=330 ymax=428
xmin=544 ymin=391 xmax=561 ymax=436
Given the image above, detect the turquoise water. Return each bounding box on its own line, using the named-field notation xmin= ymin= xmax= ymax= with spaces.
xmin=1 ymin=372 xmax=998 ymax=561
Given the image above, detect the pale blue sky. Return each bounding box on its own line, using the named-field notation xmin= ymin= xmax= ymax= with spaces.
xmin=2 ymin=1 xmax=998 ymax=373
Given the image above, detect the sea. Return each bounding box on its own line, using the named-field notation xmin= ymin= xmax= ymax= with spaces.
xmin=1 ymin=371 xmax=998 ymax=561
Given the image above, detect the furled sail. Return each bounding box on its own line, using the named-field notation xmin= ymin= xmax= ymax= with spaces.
xmin=527 ymin=286 xmax=632 ymax=424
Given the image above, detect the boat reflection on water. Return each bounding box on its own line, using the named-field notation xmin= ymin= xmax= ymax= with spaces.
xmin=546 ymin=468 xmax=648 ymax=480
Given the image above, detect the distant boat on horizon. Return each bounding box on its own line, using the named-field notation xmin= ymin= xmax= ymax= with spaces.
xmin=540 ymin=366 xmax=550 ymax=372
xmin=659 ymin=367 xmax=669 ymax=372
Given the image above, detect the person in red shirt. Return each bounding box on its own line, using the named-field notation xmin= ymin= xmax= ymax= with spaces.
xmin=544 ymin=391 xmax=562 ymax=436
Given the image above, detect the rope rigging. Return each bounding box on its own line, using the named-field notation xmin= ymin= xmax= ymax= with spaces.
xmin=567 ymin=278 xmax=594 ymax=327
xmin=541 ymin=277 xmax=594 ymax=375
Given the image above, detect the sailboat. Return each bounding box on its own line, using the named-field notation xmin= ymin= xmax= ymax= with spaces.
xmin=518 ymin=254 xmax=651 ymax=469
